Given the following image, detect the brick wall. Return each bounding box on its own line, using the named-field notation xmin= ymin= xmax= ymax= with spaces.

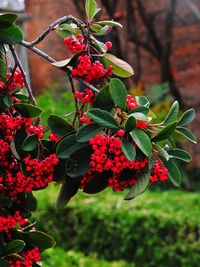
xmin=25 ymin=0 xmax=200 ymax=166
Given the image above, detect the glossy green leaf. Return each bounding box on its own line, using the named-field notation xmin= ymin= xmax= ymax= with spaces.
xmin=164 ymin=101 xmax=179 ymax=123
xmin=22 ymin=134 xmax=38 ymax=151
xmin=52 ymin=51 xmax=83 ymax=68
xmin=0 ymin=13 xmax=18 ymax=27
xmin=162 ymin=159 xmax=181 ymax=187
xmin=152 ymin=121 xmax=177 ymax=142
xmin=19 ymin=192 xmax=37 ymax=212
xmin=125 ymin=116 xmax=136 ymax=132
xmin=95 ymin=20 xmax=123 ymax=28
xmin=83 ymin=171 xmax=110 ymax=194
xmin=56 ymin=178 xmax=79 ymax=208
xmin=121 ymin=138 xmax=136 ymax=161
xmin=22 ymin=231 xmax=56 ymax=250
xmin=48 ymin=115 xmax=73 ymax=137
xmin=130 ymin=129 xmax=152 ymax=157
xmin=93 ymin=85 xmax=114 ymax=111
xmin=177 ymin=109 xmax=195 ymax=126
xmin=0 ymin=240 xmax=25 ymax=257
xmin=104 ymin=53 xmax=134 ymax=78
xmin=56 ymin=134 xmax=87 ymax=159
xmin=109 ymin=78 xmax=127 ymax=110
xmin=129 ymin=106 xmax=149 ymax=115
xmin=65 ymin=145 xmax=92 ymax=177
xmin=14 ymin=103 xmax=43 ymax=118
xmin=0 ymin=25 xmax=23 ymax=44
xmin=129 ymin=112 xmax=148 ymax=122
xmin=124 ymin=172 xmax=150 ymax=200
xmin=88 ymin=108 xmax=119 ymax=129
xmin=3 ymin=95 xmax=12 ymax=107
xmin=176 ymin=127 xmax=197 ymax=144
xmin=76 ymin=124 xmax=103 ymax=142
xmin=154 ymin=144 xmax=169 ymax=161
xmin=135 ymin=96 xmax=150 ymax=107
xmin=168 ymin=149 xmax=192 ymax=162
xmin=85 ymin=0 xmax=99 ymax=20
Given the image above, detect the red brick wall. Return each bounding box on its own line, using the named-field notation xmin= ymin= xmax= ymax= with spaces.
xmin=25 ymin=0 xmax=200 ymax=166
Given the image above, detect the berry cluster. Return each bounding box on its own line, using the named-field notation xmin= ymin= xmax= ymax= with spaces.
xmin=127 ymin=95 xmax=140 ymax=110
xmin=80 ymin=134 xmax=148 ymax=191
xmin=0 ymin=70 xmax=24 ymax=92
xmin=71 ymin=55 xmax=113 ymax=83
xmin=8 ymin=247 xmax=41 ymax=267
xmin=64 ymin=34 xmax=86 ymax=54
xmin=150 ymin=160 xmax=168 ymax=182
xmin=0 ymin=211 xmax=27 ymax=234
xmin=49 ymin=133 xmax=60 ymax=142
xmin=74 ymin=88 xmax=94 ymax=105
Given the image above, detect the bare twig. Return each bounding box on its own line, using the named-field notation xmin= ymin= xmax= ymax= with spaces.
xmin=9 ymin=45 xmax=37 ymax=105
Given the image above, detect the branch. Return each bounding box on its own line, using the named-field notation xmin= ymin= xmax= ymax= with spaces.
xmin=28 ymin=15 xmax=85 ymax=46
xmin=20 ymin=41 xmax=99 ymax=94
xmin=9 ymin=45 xmax=37 ymax=105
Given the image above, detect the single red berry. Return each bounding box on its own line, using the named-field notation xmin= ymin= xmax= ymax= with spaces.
xmin=105 ymin=41 xmax=112 ymax=50
xmin=117 ymin=129 xmax=125 ymax=137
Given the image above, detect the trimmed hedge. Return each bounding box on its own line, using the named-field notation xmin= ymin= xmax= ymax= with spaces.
xmin=34 ymin=187 xmax=200 ymax=267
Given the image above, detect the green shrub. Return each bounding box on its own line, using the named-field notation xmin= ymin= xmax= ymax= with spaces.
xmin=43 ymin=248 xmax=131 ymax=267
xmin=34 ymin=187 xmax=200 ymax=267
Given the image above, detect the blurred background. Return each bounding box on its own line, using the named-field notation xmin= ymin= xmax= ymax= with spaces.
xmin=1 ymin=0 xmax=200 ymax=266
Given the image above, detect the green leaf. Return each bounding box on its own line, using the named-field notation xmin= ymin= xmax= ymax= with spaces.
xmin=164 ymin=101 xmax=179 ymax=123
xmin=65 ymin=145 xmax=92 ymax=177
xmin=130 ymin=129 xmax=152 ymax=157
xmin=14 ymin=103 xmax=43 ymax=118
xmin=56 ymin=134 xmax=87 ymax=159
xmin=22 ymin=231 xmax=55 ymax=250
xmin=91 ymin=38 xmax=107 ymax=53
xmin=52 ymin=51 xmax=83 ymax=68
xmin=154 ymin=144 xmax=169 ymax=161
xmin=76 ymin=124 xmax=103 ymax=143
xmin=48 ymin=115 xmax=73 ymax=137
xmin=95 ymin=20 xmax=123 ymax=28
xmin=0 ymin=195 xmax=13 ymax=208
xmin=93 ymin=25 xmax=112 ymax=36
xmin=129 ymin=112 xmax=148 ymax=122
xmin=124 ymin=172 xmax=150 ymax=200
xmin=176 ymin=127 xmax=197 ymax=144
xmin=0 ymin=259 xmax=10 ymax=267
xmin=162 ymin=159 xmax=181 ymax=187
xmin=177 ymin=109 xmax=195 ymax=126
xmin=0 ymin=58 xmax=7 ymax=82
xmin=125 ymin=116 xmax=136 ymax=133
xmin=104 ymin=53 xmax=134 ymax=78
xmin=167 ymin=136 xmax=176 ymax=149
xmin=3 ymin=95 xmax=12 ymax=107
xmin=129 ymin=106 xmax=149 ymax=115
xmin=0 ymin=25 xmax=23 ymax=44
xmin=85 ymin=0 xmax=99 ymax=20
xmin=56 ymin=178 xmax=79 ymax=208
xmin=88 ymin=108 xmax=119 ymax=129
xmin=83 ymin=171 xmax=110 ymax=194
xmin=0 ymin=240 xmax=25 ymax=257
xmin=0 ymin=13 xmax=18 ymax=27
xmin=135 ymin=96 xmax=150 ymax=107
xmin=152 ymin=121 xmax=177 ymax=142
xmin=121 ymin=138 xmax=136 ymax=161
xmin=93 ymin=85 xmax=114 ymax=111
xmin=109 ymin=78 xmax=127 ymax=110
xmin=168 ymin=149 xmax=192 ymax=162
xmin=90 ymin=23 xmax=102 ymax=32
xmin=22 ymin=134 xmax=38 ymax=151
xmin=19 ymin=192 xmax=37 ymax=212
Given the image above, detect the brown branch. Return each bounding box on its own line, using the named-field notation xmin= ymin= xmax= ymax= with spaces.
xmin=9 ymin=45 xmax=37 ymax=105
xmin=20 ymin=41 xmax=99 ymax=94
xmin=28 ymin=15 xmax=85 ymax=46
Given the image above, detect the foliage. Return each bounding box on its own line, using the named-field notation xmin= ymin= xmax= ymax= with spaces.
xmin=34 ymin=186 xmax=200 ymax=267
xmin=0 ymin=1 xmax=197 ymax=267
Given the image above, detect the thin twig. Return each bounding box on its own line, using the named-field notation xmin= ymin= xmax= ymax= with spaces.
xmin=9 ymin=45 xmax=37 ymax=105
xmin=20 ymin=41 xmax=99 ymax=93
xmin=28 ymin=15 xmax=85 ymax=46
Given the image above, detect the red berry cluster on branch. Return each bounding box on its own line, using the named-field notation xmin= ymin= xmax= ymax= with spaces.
xmin=74 ymin=88 xmax=94 ymax=105
xmin=150 ymin=160 xmax=168 ymax=182
xmin=64 ymin=34 xmax=86 ymax=54
xmin=0 ymin=70 xmax=24 ymax=92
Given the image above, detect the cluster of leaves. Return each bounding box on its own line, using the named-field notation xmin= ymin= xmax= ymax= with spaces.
xmin=0 ymin=1 xmax=197 ymax=266
xmin=0 ymin=14 xmax=55 ymax=267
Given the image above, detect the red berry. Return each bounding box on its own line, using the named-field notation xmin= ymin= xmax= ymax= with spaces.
xmin=117 ymin=129 xmax=125 ymax=137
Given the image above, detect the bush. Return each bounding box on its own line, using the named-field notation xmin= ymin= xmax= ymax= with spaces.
xmin=34 ymin=187 xmax=200 ymax=267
